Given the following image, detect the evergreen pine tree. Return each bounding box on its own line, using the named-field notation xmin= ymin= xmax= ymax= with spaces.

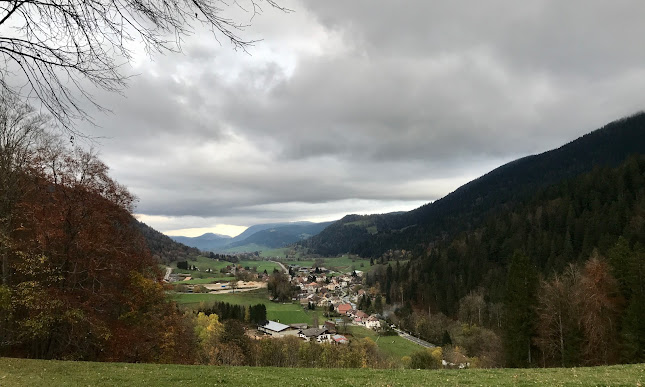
xmin=503 ymin=250 xmax=538 ymax=367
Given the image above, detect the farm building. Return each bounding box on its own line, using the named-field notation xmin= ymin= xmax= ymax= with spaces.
xmin=258 ymin=321 xmax=298 ymax=338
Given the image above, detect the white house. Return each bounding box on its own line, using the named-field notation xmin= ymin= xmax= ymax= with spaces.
xmin=365 ymin=315 xmax=381 ymax=330
xmin=298 ymin=327 xmax=330 ymax=343
xmin=258 ymin=321 xmax=298 ymax=338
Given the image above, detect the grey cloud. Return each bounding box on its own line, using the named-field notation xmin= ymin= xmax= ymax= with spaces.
xmin=71 ymin=0 xmax=645 ymax=228
xmin=304 ymin=1 xmax=645 ymax=77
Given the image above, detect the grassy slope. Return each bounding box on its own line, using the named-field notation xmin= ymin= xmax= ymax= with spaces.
xmin=172 ymin=289 xmax=314 ymax=325
xmin=259 ymin=247 xmax=290 ymax=258
xmin=2 ymin=357 xmax=643 ymax=387
xmin=172 ymin=292 xmax=423 ymax=359
xmin=281 ymin=255 xmax=370 ymax=273
xmin=223 ymin=243 xmax=270 ymax=253
xmin=170 ymin=256 xmax=281 ymax=277
xmin=346 ymin=326 xmax=422 ymax=360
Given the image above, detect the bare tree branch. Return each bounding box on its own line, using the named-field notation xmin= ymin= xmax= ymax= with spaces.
xmin=0 ymin=0 xmax=291 ymax=132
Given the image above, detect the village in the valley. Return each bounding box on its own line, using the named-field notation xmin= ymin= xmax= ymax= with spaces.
xmin=167 ymin=257 xmax=388 ymax=345
xmin=256 ymin=264 xmax=382 ymax=345
xmin=162 ymin=252 xmax=473 ymax=368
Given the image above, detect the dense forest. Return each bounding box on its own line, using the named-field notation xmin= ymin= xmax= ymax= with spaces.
xmin=303 ymin=112 xmax=645 ymax=258
xmin=298 ymin=113 xmax=645 ymax=367
xmin=366 ymin=154 xmax=645 ymax=367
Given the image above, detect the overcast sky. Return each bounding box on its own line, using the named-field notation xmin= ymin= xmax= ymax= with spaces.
xmin=79 ymin=0 xmax=645 ymax=237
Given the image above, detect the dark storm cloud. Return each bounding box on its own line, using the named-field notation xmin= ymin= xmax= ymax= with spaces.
xmin=77 ymin=0 xmax=645 ymax=231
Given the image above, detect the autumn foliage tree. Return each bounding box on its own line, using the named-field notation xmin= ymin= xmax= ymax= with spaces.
xmin=577 ymin=255 xmax=622 ymax=364
xmin=535 ymin=254 xmax=622 ymax=366
xmin=0 ymin=98 xmax=193 ymax=361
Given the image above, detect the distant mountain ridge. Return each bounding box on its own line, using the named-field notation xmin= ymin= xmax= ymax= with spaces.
xmin=229 ymin=222 xmax=313 ymax=244
xmin=303 ymin=112 xmax=645 ymax=257
xmin=226 ymin=221 xmax=335 ymax=249
xmin=169 ymin=233 xmax=232 ymax=251
xmin=170 ymin=221 xmax=336 ymax=252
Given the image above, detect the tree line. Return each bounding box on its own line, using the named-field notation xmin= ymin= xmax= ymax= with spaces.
xmin=190 ymin=313 xmax=392 ymax=368
xmin=198 ymin=301 xmax=267 ymax=324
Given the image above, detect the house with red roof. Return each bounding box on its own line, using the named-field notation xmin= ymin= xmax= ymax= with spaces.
xmin=336 ymin=303 xmax=352 ymax=315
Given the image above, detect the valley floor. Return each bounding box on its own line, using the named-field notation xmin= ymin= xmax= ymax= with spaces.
xmin=1 ymin=357 xmax=643 ymax=386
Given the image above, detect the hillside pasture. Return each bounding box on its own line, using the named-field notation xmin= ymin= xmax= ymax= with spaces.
xmin=171 ymin=256 xmax=281 ymax=275
xmin=258 ymin=247 xmax=309 ymax=259
xmin=346 ymin=326 xmax=423 ymax=361
xmin=1 ymin=357 xmax=643 ymax=386
xmin=281 ymin=255 xmax=370 ymax=273
xmin=224 ymin=243 xmax=270 ymax=254
xmin=172 ymin=289 xmax=314 ymax=325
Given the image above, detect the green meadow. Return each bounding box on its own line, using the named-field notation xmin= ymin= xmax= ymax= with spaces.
xmin=170 ymin=256 xmax=282 ymax=277
xmin=171 ymin=290 xmax=425 ymax=361
xmin=1 ymin=357 xmax=643 ymax=386
xmin=172 ymin=289 xmax=314 ymax=325
xmin=280 ymin=255 xmax=370 ymax=273
xmin=346 ymin=326 xmax=423 ymax=361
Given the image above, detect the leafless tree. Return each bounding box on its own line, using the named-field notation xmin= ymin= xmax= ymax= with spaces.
xmin=534 ymin=265 xmax=581 ymax=367
xmin=0 ymin=90 xmax=50 ymax=285
xmin=458 ymin=290 xmax=486 ymax=327
xmin=0 ymin=0 xmax=288 ymax=131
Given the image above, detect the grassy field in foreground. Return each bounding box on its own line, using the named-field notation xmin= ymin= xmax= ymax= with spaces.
xmin=1 ymin=357 xmax=644 ymax=387
xmin=172 ymin=289 xmax=314 ymax=325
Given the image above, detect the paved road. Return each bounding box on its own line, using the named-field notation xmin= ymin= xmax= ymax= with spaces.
xmin=269 ymin=260 xmax=288 ymax=274
xmin=163 ymin=267 xmax=172 ymax=282
xmin=395 ymin=328 xmax=435 ymax=348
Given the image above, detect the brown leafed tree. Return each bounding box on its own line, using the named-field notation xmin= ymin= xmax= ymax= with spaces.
xmin=536 ymin=255 xmax=624 ymax=367
xmin=0 ymin=0 xmax=288 ymax=129
xmin=577 ymin=254 xmax=623 ymax=365
xmin=0 ymin=122 xmax=191 ymax=361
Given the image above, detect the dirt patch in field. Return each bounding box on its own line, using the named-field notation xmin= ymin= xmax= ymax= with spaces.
xmin=203 ymin=281 xmax=267 ymax=293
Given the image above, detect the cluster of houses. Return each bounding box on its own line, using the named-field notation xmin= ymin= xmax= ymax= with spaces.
xmin=291 ymin=267 xmax=354 ymax=304
xmin=288 ymin=264 xmax=382 ymax=331
xmin=257 ymin=320 xmax=349 ymax=344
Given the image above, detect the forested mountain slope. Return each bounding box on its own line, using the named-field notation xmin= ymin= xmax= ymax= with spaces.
xmin=230 ymin=222 xmax=315 ymax=244
xmin=368 ymin=155 xmax=645 ymax=366
xmin=135 ymin=221 xmax=201 ymax=263
xmin=304 ymin=112 xmax=645 ymax=257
